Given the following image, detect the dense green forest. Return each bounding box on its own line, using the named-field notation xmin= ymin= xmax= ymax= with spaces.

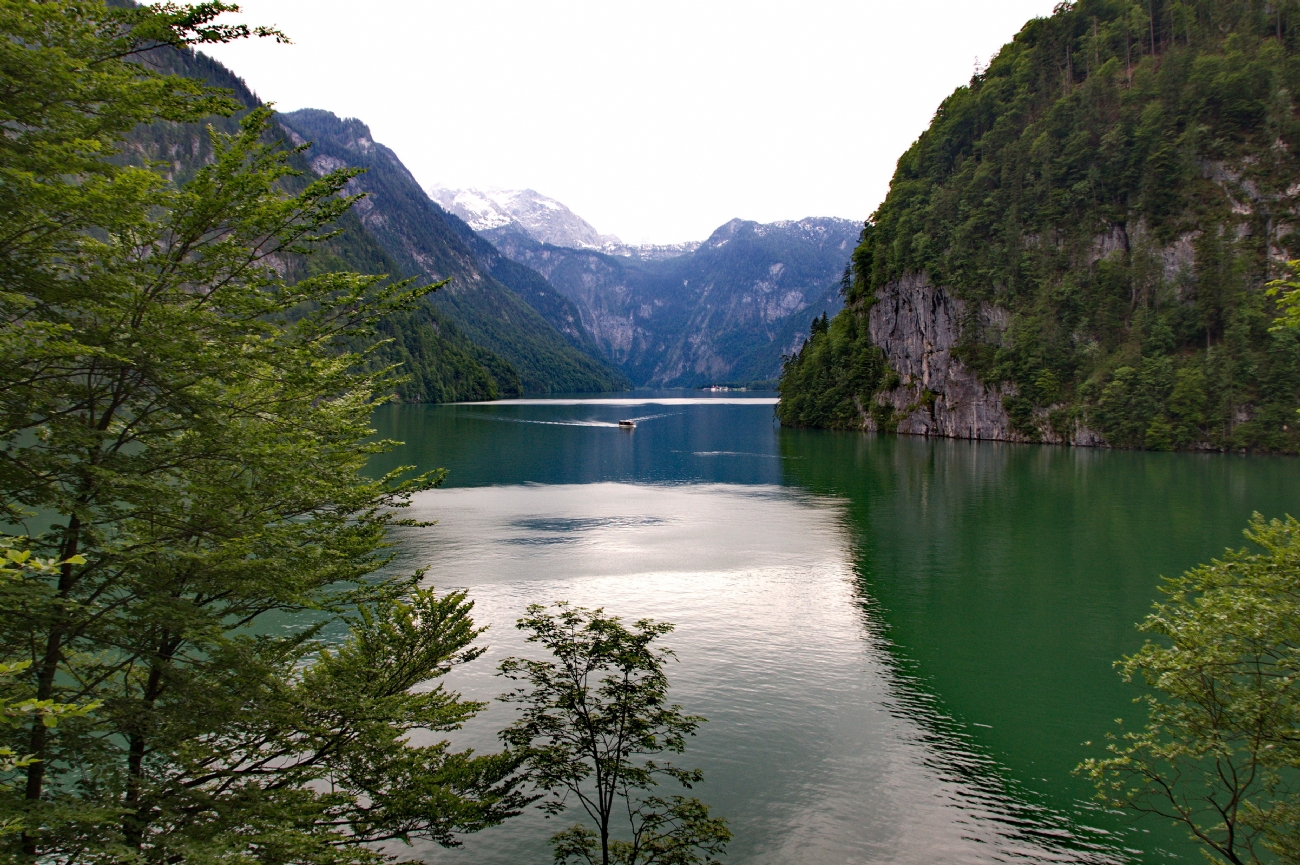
xmin=780 ymin=0 xmax=1300 ymax=451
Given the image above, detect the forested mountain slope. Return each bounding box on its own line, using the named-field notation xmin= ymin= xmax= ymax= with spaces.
xmin=486 ymin=217 xmax=858 ymax=387
xmin=429 ymin=187 xmax=610 ymax=359
xmin=778 ymin=0 xmax=1300 ymax=452
xmin=125 ymin=48 xmax=525 ymax=402
xmin=276 ymin=109 xmax=627 ymax=395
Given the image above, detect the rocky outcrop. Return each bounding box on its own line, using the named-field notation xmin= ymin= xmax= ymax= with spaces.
xmin=864 ymin=275 xmax=1102 ymax=445
xmin=864 ymin=275 xmax=1022 ymax=440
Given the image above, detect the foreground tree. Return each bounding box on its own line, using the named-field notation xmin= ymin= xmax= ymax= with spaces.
xmin=500 ymin=603 xmax=730 ymax=865
xmin=1081 ymin=515 xmax=1300 ymax=865
xmin=0 ymin=2 xmax=525 ymax=860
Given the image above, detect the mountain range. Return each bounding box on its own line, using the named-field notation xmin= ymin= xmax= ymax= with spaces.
xmin=143 ymin=47 xmax=859 ymax=398
xmin=271 ymin=116 xmax=860 ymax=389
xmin=274 ymin=109 xmax=628 ymax=397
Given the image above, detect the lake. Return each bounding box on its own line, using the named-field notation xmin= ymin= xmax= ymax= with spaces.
xmin=367 ymin=394 xmax=1300 ymax=865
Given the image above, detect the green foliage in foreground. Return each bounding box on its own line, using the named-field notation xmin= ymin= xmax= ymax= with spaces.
xmin=0 ymin=3 xmax=525 ymax=859
xmin=499 ymin=604 xmax=730 ymax=865
xmin=1082 ymin=515 xmax=1300 ymax=864
xmin=779 ymin=0 xmax=1300 ymax=449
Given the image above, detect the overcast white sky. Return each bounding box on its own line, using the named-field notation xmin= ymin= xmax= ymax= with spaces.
xmin=203 ymin=1 xmax=1059 ymax=245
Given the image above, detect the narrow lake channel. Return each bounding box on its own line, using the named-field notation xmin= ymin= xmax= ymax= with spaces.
xmin=366 ymin=394 xmax=1300 ymax=865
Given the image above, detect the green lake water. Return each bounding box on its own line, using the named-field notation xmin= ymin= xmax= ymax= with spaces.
xmin=368 ymin=395 xmax=1300 ymax=865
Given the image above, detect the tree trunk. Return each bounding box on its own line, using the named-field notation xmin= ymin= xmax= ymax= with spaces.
xmin=1148 ymin=0 xmax=1156 ymax=55
xmin=122 ymin=653 xmax=168 ymax=849
xmin=20 ymin=517 xmax=82 ymax=858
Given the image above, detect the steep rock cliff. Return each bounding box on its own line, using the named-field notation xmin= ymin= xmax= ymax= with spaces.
xmin=860 ymin=275 xmax=1108 ymax=444
xmin=864 ymin=275 xmax=1019 ymax=439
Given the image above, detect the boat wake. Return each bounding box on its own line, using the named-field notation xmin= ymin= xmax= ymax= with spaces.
xmin=460 ymin=410 xmax=682 ymax=429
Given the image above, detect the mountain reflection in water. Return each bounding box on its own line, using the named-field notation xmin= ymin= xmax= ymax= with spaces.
xmin=367 ymin=396 xmax=1300 ymax=864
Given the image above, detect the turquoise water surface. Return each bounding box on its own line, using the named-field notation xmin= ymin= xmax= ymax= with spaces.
xmin=367 ymin=395 xmax=1300 ymax=864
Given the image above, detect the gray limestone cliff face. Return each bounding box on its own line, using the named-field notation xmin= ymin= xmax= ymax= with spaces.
xmin=864 ymin=274 xmax=1103 ymax=445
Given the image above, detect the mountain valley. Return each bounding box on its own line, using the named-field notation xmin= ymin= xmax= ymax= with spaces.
xmin=432 ymin=185 xmax=860 ymax=386
xmin=484 ymin=216 xmax=857 ymax=386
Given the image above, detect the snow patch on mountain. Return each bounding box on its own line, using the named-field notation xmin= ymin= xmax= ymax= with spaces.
xmin=427 ymin=186 xmax=616 ymax=249
xmin=428 ymin=187 xmax=516 ymax=231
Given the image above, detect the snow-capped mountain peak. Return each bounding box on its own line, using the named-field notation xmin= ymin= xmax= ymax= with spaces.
xmin=427 ymin=185 xmax=618 ymax=250
xmin=427 ymin=185 xmax=706 ymax=260
xmin=427 ymin=187 xmax=516 ymax=231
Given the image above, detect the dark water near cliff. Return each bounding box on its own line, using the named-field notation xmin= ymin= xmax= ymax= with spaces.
xmin=368 ymin=394 xmax=1300 ymax=865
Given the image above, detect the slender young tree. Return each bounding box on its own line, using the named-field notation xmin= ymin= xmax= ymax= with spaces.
xmin=499 ymin=603 xmax=730 ymax=865
xmin=1081 ymin=514 xmax=1300 ymax=865
xmin=0 ymin=2 xmax=526 ymax=860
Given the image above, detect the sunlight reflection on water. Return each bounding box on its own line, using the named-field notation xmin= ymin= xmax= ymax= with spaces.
xmin=396 ymin=483 xmax=1123 ymax=865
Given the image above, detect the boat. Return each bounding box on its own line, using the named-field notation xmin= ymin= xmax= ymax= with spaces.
xmin=618 ymin=419 xmax=636 ymax=428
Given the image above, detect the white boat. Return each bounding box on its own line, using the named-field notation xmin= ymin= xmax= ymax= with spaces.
xmin=618 ymin=419 xmax=636 ymax=428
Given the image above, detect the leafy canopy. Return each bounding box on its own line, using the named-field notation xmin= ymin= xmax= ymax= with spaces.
xmin=1082 ymin=514 xmax=1300 ymax=865
xmin=0 ymin=543 xmax=96 ymax=840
